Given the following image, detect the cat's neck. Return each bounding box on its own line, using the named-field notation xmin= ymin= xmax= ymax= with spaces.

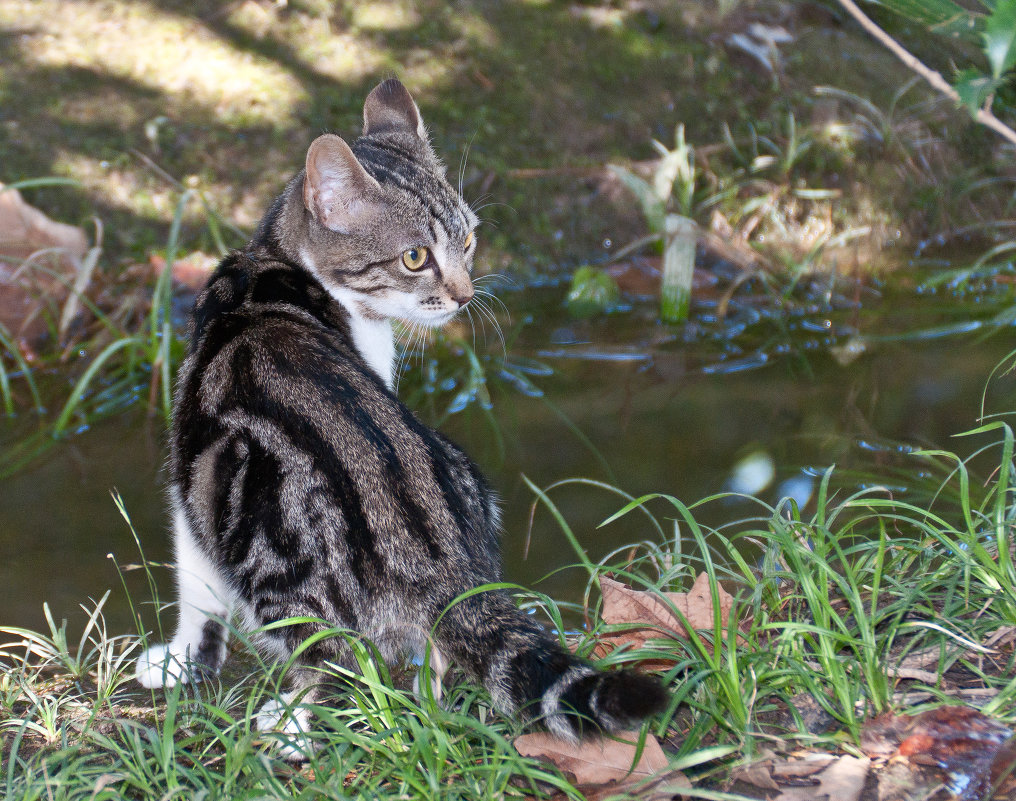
xmin=340 ymin=299 xmax=395 ymax=389
xmin=297 ymin=250 xmax=395 ymax=388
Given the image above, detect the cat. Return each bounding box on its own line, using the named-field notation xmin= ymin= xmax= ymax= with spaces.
xmin=135 ymin=78 xmax=667 ymax=758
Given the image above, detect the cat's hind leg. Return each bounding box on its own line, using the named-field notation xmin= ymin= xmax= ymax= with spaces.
xmin=256 ymin=682 xmax=319 ymax=762
xmin=136 ymin=498 xmax=232 ymax=688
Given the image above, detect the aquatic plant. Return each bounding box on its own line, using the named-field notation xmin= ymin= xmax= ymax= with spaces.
xmin=610 ymin=125 xmax=701 ymax=323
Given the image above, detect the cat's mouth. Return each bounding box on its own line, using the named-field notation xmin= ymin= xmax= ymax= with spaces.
xmin=406 ymin=297 xmax=469 ymax=328
xmin=410 ymin=307 xmax=462 ymax=328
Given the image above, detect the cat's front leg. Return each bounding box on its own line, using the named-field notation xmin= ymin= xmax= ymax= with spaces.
xmin=136 ymin=496 xmax=232 ymax=688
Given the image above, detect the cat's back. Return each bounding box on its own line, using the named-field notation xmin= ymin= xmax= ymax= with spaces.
xmin=172 ymin=250 xmax=496 ymax=580
xmin=171 ymin=252 xmax=394 ymax=485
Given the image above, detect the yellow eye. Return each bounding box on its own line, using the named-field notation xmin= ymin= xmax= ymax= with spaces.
xmin=401 ymin=246 xmax=429 ymax=271
xmin=463 ymin=231 xmax=474 ymax=251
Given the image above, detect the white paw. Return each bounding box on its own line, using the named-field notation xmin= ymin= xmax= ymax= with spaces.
xmin=412 ymin=646 xmax=448 ymax=705
xmin=255 ymin=695 xmax=292 ymax=732
xmin=257 ymin=694 xmax=318 ymax=762
xmin=135 ymin=643 xmax=192 ymax=689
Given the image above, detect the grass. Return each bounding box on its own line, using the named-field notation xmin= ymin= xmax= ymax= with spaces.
xmin=2 ymin=417 xmax=1015 ymax=798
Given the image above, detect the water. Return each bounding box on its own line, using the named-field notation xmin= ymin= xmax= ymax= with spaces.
xmin=1 ymin=280 xmax=1014 ymax=634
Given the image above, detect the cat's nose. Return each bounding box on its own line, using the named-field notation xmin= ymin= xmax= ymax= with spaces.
xmin=452 ymin=289 xmax=474 ymax=308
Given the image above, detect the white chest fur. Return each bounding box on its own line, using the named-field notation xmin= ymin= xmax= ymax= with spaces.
xmin=345 ymin=308 xmax=395 ymax=389
xmin=298 ymin=251 xmax=396 ymax=389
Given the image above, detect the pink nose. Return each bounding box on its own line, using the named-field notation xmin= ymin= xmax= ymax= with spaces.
xmin=453 ymin=290 xmax=473 ymax=308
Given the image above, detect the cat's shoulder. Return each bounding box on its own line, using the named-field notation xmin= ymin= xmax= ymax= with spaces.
xmin=192 ymin=252 xmax=346 ymax=346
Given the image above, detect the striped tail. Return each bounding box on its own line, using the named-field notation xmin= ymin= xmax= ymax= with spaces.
xmin=436 ymin=591 xmax=668 ymax=740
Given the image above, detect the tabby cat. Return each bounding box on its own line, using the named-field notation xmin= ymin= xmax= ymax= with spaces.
xmin=136 ymin=79 xmax=666 ymax=757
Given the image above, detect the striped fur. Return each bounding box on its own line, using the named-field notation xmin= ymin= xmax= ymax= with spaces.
xmin=135 ymin=79 xmax=666 ymax=754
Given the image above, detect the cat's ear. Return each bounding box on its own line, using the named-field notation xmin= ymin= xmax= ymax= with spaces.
xmin=303 ymin=134 xmax=382 ymax=234
xmin=362 ymin=78 xmax=427 ymax=140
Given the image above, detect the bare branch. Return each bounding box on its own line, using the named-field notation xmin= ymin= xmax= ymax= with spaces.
xmin=835 ymin=0 xmax=1016 ymax=147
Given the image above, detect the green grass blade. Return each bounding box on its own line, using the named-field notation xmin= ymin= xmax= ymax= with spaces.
xmin=53 ymin=336 xmax=139 ymax=435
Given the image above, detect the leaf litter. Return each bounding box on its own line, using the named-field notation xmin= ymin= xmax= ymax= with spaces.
xmin=593 ymin=573 xmax=737 ymax=670
xmin=0 ymin=184 xmax=90 ymax=341
xmin=862 ymin=707 xmax=1016 ymax=800
xmin=514 ymin=730 xmax=689 ymax=800
xmin=516 ymin=572 xmax=1016 ymax=800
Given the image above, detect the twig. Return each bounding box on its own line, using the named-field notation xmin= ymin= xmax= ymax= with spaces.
xmin=130 ymin=149 xmax=185 ymax=190
xmin=835 ymin=0 xmax=1016 ymax=147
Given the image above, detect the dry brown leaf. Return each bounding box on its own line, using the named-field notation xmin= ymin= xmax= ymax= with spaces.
xmin=602 ymin=573 xmax=734 ymax=634
xmin=149 ymin=251 xmax=217 ymax=291
xmin=770 ymin=754 xmax=835 ymax=780
xmin=731 ymin=762 xmax=780 ymax=791
xmin=514 ymin=731 xmax=667 ymax=786
xmin=770 ymin=755 xmax=869 ymax=801
xmin=0 ymin=184 xmax=89 ymax=338
xmin=863 ymin=706 xmax=1014 ymax=800
xmin=594 ymin=574 xmax=736 ymax=666
xmin=0 ymin=185 xmax=88 ymax=266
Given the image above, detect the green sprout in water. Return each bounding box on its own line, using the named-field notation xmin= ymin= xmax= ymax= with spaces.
xmin=610 ymin=125 xmax=700 ymax=323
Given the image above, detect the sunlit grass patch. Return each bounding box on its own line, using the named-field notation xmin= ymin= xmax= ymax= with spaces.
xmin=3 ymin=0 xmax=308 ymax=126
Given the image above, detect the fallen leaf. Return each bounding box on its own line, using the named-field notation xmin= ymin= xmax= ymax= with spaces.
xmin=770 ymin=755 xmax=869 ymax=801
xmin=770 ymin=754 xmax=835 ymax=780
xmin=0 ymin=184 xmax=88 ymax=266
xmin=594 ymin=574 xmax=736 ymax=666
xmin=514 ymin=731 xmax=667 ymax=787
xmin=0 ymin=184 xmax=89 ymax=339
xmin=149 ymin=251 xmax=217 ymax=291
xmin=731 ymin=761 xmax=780 ymax=791
xmin=569 ymin=769 xmax=690 ymax=801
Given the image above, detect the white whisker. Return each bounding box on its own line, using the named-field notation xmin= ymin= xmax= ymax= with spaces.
xmin=393 ymin=323 xmax=413 ymax=392
xmin=459 ymin=131 xmax=478 ymax=198
xmin=473 ymin=271 xmax=516 ymax=289
xmin=474 ymin=288 xmax=511 ymax=320
xmin=465 ymin=304 xmax=478 ymax=351
xmin=470 ymin=299 xmax=489 ymax=345
xmin=470 ymin=296 xmax=506 ymax=358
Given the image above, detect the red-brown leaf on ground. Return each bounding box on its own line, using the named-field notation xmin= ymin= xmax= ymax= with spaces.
xmin=514 ymin=731 xmax=668 ymax=787
xmin=593 ymin=574 xmax=735 ymax=667
xmin=149 ymin=251 xmax=217 ymax=291
xmin=861 ymin=706 xmax=1015 ymax=800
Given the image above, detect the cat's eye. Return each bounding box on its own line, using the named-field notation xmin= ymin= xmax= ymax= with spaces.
xmin=463 ymin=232 xmax=474 ymax=251
xmin=402 ymin=247 xmax=429 ymax=271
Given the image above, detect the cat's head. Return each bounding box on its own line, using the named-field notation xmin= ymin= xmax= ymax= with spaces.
xmin=297 ymin=79 xmax=479 ymax=328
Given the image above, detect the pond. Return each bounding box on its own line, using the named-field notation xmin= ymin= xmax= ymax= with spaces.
xmin=1 ymin=273 xmax=1014 ymax=636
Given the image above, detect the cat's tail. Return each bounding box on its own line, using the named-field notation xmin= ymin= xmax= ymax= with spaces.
xmin=434 ymin=591 xmax=667 ymax=741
